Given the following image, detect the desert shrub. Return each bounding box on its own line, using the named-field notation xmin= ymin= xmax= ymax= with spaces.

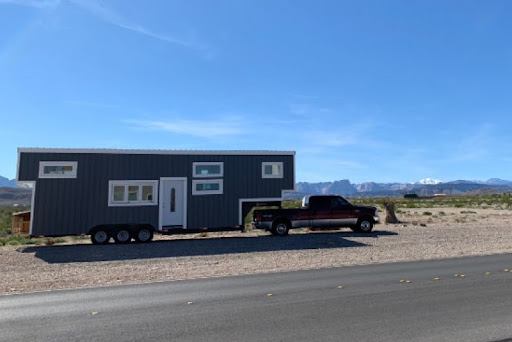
xmin=404 ymin=201 xmax=418 ymax=208
xmin=460 ymin=210 xmax=477 ymax=214
xmin=44 ymin=238 xmax=55 ymax=246
xmin=5 ymin=240 xmax=20 ymax=246
xmin=423 ymin=211 xmax=432 ymax=216
xmin=439 ymin=211 xmax=446 ymax=216
xmin=17 ymin=238 xmax=34 ymax=245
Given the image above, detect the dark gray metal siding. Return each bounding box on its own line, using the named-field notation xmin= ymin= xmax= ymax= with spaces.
xmin=18 ymin=152 xmax=294 ymax=236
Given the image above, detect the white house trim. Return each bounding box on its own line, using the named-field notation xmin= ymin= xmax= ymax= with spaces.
xmin=238 ymin=197 xmax=283 ymax=226
xmin=38 ymin=161 xmax=78 ymax=179
xmin=192 ymin=162 xmax=224 ymax=178
xmin=262 ymin=162 xmax=284 ymax=179
xmin=19 ymin=181 xmax=37 ymax=236
xmin=18 ymin=147 xmax=295 ymax=156
xmin=192 ymin=179 xmax=223 ymax=195
xmin=107 ymin=180 xmax=159 ymax=207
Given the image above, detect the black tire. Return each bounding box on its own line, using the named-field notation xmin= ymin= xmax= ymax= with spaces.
xmin=91 ymin=229 xmax=110 ymax=245
xmin=134 ymin=227 xmax=153 ymax=243
xmin=272 ymin=220 xmax=290 ymax=237
xmin=113 ymin=229 xmax=132 ymax=244
xmin=354 ymin=217 xmax=374 ymax=233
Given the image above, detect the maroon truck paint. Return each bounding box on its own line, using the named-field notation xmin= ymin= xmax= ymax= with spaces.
xmin=252 ymin=195 xmax=379 ymax=236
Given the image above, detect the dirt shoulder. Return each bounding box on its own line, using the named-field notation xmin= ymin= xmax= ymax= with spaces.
xmin=1 ymin=207 xmax=512 ymax=294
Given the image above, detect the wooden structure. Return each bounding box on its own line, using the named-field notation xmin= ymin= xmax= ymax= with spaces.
xmin=12 ymin=211 xmax=31 ymax=235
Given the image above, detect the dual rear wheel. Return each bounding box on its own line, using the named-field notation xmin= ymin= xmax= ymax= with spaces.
xmin=351 ymin=217 xmax=374 ymax=233
xmin=271 ymin=221 xmax=290 ymax=237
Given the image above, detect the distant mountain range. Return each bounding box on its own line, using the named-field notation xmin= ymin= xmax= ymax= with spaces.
xmin=293 ymin=178 xmax=512 ymax=198
xmin=0 ymin=175 xmax=17 ymax=188
xmin=1 ymin=175 xmax=511 ymax=205
xmin=0 ymin=187 xmax=31 ymax=207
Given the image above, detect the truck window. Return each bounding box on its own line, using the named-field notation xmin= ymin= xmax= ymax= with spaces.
xmin=331 ymin=197 xmax=351 ymax=210
xmin=309 ymin=196 xmax=331 ymax=210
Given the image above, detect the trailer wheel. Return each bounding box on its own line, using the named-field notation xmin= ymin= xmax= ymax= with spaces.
xmin=134 ymin=227 xmax=153 ymax=243
xmin=272 ymin=220 xmax=290 ymax=237
xmin=113 ymin=229 xmax=132 ymax=244
xmin=91 ymin=229 xmax=110 ymax=245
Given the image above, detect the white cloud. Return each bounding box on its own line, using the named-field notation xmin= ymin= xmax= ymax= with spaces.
xmin=1 ymin=0 xmax=208 ymax=51
xmin=69 ymin=0 xmax=206 ymax=50
xmin=126 ymin=117 xmax=246 ymax=138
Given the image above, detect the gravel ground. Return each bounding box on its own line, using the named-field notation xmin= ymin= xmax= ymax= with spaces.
xmin=1 ymin=207 xmax=512 ymax=294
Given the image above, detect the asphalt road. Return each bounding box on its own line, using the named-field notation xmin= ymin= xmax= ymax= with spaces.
xmin=1 ymin=254 xmax=512 ymax=342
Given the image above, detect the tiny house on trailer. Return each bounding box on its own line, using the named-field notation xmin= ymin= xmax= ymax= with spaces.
xmin=16 ymin=148 xmax=295 ymax=244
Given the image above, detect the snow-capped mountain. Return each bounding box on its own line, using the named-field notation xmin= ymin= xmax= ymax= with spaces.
xmin=415 ymin=178 xmax=443 ymax=185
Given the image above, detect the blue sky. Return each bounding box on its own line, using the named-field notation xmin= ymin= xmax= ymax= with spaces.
xmin=1 ymin=0 xmax=511 ymax=183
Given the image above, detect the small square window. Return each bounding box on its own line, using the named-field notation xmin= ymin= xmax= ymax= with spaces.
xmin=262 ymin=162 xmax=283 ymax=178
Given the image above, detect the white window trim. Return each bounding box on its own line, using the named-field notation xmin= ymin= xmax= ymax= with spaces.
xmin=262 ymin=162 xmax=283 ymax=179
xmin=192 ymin=179 xmax=224 ymax=195
xmin=39 ymin=161 xmax=78 ymax=179
xmin=193 ymin=162 xmax=224 ymax=178
xmin=108 ymin=180 xmax=158 ymax=207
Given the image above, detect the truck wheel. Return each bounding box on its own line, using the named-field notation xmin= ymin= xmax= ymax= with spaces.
xmin=134 ymin=227 xmax=153 ymax=243
xmin=355 ymin=218 xmax=374 ymax=233
xmin=273 ymin=221 xmax=290 ymax=237
xmin=113 ymin=229 xmax=132 ymax=244
xmin=91 ymin=229 xmax=110 ymax=245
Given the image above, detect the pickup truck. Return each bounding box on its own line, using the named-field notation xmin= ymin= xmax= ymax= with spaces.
xmin=252 ymin=195 xmax=379 ymax=236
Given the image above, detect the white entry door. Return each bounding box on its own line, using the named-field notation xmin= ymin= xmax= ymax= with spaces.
xmin=160 ymin=178 xmax=187 ymax=229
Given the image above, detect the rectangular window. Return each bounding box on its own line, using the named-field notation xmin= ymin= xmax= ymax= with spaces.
xmin=108 ymin=180 xmax=158 ymax=206
xmin=262 ymin=162 xmax=283 ymax=179
xmin=39 ymin=161 xmax=78 ymax=179
xmin=192 ymin=179 xmax=223 ymax=195
xmin=193 ymin=162 xmax=223 ymax=178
